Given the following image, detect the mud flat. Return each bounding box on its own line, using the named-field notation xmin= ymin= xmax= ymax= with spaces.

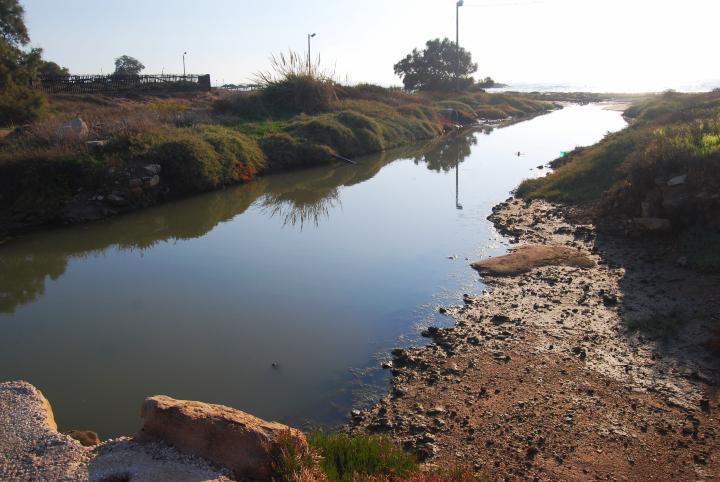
xmin=350 ymin=198 xmax=720 ymax=480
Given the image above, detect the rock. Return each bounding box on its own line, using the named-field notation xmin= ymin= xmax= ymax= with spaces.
xmin=635 ymin=217 xmax=671 ymax=232
xmin=86 ymin=140 xmax=108 ymax=148
xmin=140 ymin=395 xmax=308 ymax=481
xmin=0 ymin=381 xmax=90 ymax=481
xmin=667 ymin=174 xmax=687 ymax=187
xmin=106 ymin=192 xmax=128 ymax=206
xmin=65 ymin=430 xmax=101 ymax=447
xmin=57 ymin=115 xmax=89 ymax=140
xmin=129 ymin=178 xmax=143 ymax=188
xmin=144 ymin=164 xmax=162 ymax=175
xmin=660 ymin=185 xmax=688 ymax=212
xmin=471 ymin=245 xmax=594 ymax=276
xmin=143 ymin=175 xmax=160 ymax=188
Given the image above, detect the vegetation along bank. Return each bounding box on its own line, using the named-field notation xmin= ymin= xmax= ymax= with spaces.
xmin=0 ymin=81 xmax=556 ymax=238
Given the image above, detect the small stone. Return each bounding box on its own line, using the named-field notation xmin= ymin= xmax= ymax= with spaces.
xmin=667 ymin=174 xmax=687 ymax=186
xmin=143 ymin=175 xmax=160 ymax=188
xmin=144 ymin=164 xmax=162 ymax=175
xmin=65 ymin=430 xmax=100 ymax=447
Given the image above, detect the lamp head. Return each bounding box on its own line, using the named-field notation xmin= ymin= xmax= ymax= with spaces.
xmin=310 ymin=33 xmax=316 ymax=37
xmin=457 ymin=0 xmax=464 ymax=6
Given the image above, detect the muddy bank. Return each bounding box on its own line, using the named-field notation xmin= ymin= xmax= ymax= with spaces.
xmin=350 ymin=198 xmax=720 ymax=480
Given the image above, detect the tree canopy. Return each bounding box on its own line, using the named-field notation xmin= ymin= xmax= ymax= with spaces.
xmin=0 ymin=0 xmax=28 ymax=47
xmin=393 ymin=38 xmax=478 ymax=92
xmin=0 ymin=0 xmax=45 ymax=125
xmin=114 ymin=55 xmax=145 ymax=77
xmin=39 ymin=60 xmax=70 ymax=78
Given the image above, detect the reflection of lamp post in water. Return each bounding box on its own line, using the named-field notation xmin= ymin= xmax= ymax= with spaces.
xmin=455 ymin=155 xmax=463 ymax=210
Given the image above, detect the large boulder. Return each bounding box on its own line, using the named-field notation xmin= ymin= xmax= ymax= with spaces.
xmin=140 ymin=395 xmax=308 ymax=481
xmin=0 ymin=381 xmax=90 ymax=481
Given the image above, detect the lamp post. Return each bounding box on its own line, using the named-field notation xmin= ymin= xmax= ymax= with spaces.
xmin=307 ymin=33 xmax=316 ymax=73
xmin=183 ymin=52 xmax=187 ymax=76
xmin=456 ymin=0 xmax=464 ymax=92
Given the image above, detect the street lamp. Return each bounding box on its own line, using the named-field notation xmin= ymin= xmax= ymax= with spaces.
xmin=183 ymin=51 xmax=187 ymax=77
xmin=456 ymin=0 xmax=464 ymax=92
xmin=307 ymin=33 xmax=316 ymax=73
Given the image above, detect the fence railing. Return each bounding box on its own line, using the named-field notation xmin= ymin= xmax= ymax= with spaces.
xmin=216 ymin=84 xmax=262 ymax=92
xmin=34 ymin=74 xmax=212 ymax=94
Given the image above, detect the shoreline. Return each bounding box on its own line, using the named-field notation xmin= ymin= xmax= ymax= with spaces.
xmin=0 ymin=108 xmax=556 ymax=243
xmin=349 ymin=197 xmax=720 ymax=480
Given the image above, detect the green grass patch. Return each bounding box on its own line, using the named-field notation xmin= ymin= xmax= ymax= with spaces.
xmin=308 ymin=433 xmax=417 ymax=482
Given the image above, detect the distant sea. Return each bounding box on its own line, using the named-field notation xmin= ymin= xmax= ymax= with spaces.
xmin=488 ymin=79 xmax=720 ymax=94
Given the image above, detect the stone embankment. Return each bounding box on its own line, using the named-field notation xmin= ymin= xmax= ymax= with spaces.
xmin=0 ymin=381 xmax=306 ymax=481
xmin=350 ymin=198 xmax=720 ymax=481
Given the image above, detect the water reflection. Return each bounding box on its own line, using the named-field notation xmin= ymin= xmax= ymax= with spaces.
xmin=0 ymin=133 xmax=480 ymax=314
xmin=412 ymin=130 xmax=478 ymax=172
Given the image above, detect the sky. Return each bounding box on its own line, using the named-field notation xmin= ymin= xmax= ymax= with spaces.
xmin=23 ymin=0 xmax=720 ymax=91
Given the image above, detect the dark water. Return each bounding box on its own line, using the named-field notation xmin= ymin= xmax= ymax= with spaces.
xmin=0 ymin=105 xmax=626 ymax=438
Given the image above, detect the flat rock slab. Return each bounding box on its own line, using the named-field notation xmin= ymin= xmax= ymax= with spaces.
xmin=471 ymin=245 xmax=594 ymax=276
xmin=141 ymin=395 xmax=308 ymax=481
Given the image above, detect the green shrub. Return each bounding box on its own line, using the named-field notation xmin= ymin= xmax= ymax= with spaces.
xmin=291 ymin=116 xmax=359 ymax=155
xmin=261 ymin=76 xmax=338 ymax=115
xmin=193 ymin=124 xmax=265 ymax=181
xmin=336 ymin=111 xmax=385 ymax=152
xmin=149 ymin=134 xmax=223 ymax=193
xmin=0 ymin=151 xmax=106 ymax=217
xmin=0 ymin=83 xmax=46 ymax=126
xmin=259 ymin=132 xmax=335 ymax=171
xmin=435 ymin=100 xmax=476 ymax=124
xmin=308 ymin=433 xmax=417 ymax=482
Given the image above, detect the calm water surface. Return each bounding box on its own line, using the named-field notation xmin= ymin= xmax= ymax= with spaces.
xmin=0 ymin=105 xmax=626 ymax=437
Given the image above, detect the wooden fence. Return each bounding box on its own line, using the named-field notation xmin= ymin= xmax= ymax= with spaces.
xmin=217 ymin=84 xmax=262 ymax=92
xmin=34 ymin=74 xmax=212 ymax=94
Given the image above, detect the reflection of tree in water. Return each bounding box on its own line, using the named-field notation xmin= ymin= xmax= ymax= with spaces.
xmin=0 ymin=180 xmax=267 ymax=314
xmin=412 ymin=130 xmax=478 ymax=172
xmin=258 ymin=143 xmax=432 ymax=229
xmin=0 ymin=253 xmax=67 ymax=314
xmin=261 ymin=188 xmax=340 ymax=230
xmin=0 ymin=136 xmax=475 ymax=313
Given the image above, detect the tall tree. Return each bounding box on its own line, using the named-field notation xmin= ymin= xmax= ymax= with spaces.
xmin=0 ymin=0 xmax=29 ymax=47
xmin=114 ymin=55 xmax=145 ymax=77
xmin=0 ymin=0 xmax=45 ymax=125
xmin=394 ymin=38 xmax=477 ymax=92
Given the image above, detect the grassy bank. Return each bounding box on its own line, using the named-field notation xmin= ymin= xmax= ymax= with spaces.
xmin=0 ymin=79 xmax=555 ymax=233
xmin=273 ymin=432 xmax=483 ymax=482
xmin=516 ymin=89 xmax=720 ymax=271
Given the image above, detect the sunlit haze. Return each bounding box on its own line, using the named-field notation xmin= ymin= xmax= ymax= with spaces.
xmin=24 ymin=0 xmax=719 ymax=92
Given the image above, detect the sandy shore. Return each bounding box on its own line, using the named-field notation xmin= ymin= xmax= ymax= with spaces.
xmin=350 ymin=198 xmax=720 ymax=480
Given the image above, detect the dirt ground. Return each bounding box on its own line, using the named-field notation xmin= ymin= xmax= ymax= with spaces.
xmin=350 ymin=198 xmax=720 ymax=481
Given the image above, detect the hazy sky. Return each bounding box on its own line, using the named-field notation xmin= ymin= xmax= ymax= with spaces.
xmin=23 ymin=0 xmax=720 ymax=91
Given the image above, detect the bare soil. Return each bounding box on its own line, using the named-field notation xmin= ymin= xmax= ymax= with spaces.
xmin=350 ymin=198 xmax=720 ymax=481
